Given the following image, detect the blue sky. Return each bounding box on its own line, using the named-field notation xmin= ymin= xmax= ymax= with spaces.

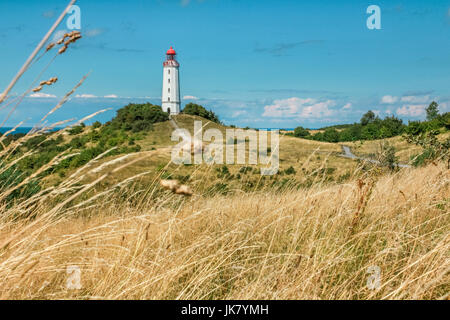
xmin=0 ymin=0 xmax=449 ymax=128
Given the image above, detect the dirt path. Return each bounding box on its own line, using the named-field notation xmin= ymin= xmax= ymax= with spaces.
xmin=340 ymin=145 xmax=411 ymax=168
xmin=169 ymin=115 xmax=180 ymax=130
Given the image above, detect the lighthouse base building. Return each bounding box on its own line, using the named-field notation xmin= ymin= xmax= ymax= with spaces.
xmin=162 ymin=46 xmax=180 ymax=115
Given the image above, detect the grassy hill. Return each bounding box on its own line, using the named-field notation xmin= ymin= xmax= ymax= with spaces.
xmin=37 ymin=113 xmax=361 ymax=195
xmin=1 ymin=107 xmax=448 ymax=300
xmin=31 ymin=111 xmax=448 ymax=198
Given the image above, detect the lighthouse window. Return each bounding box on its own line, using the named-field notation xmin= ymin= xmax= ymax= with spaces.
xmin=168 ymin=97 xmax=170 ymax=102
xmin=168 ymin=88 xmax=170 ymax=93
xmin=168 ymin=70 xmax=170 ymax=75
xmin=168 ymin=78 xmax=170 ymax=83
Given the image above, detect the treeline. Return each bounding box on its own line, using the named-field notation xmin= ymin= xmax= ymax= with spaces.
xmin=292 ymin=102 xmax=449 ymax=143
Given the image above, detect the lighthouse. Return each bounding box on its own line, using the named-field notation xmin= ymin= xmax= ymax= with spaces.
xmin=162 ymin=46 xmax=180 ymax=115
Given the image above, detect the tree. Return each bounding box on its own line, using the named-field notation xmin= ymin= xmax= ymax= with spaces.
xmin=360 ymin=110 xmax=376 ymax=126
xmin=339 ymin=124 xmax=362 ymax=141
xmin=110 ymin=103 xmax=169 ymax=132
xmin=293 ymin=126 xmax=310 ymax=138
xmin=323 ymin=128 xmax=340 ymax=142
xmin=426 ymin=101 xmax=439 ymax=121
xmin=377 ymin=141 xmax=398 ymax=171
xmin=379 ymin=115 xmax=404 ymax=138
xmin=182 ymin=103 xmax=220 ymax=123
xmin=441 ymin=112 xmax=450 ymax=130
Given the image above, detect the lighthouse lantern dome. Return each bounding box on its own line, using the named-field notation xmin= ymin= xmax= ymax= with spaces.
xmin=166 ymin=46 xmax=176 ymax=55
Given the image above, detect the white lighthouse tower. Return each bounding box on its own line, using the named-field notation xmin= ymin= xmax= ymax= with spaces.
xmin=162 ymin=46 xmax=180 ymax=115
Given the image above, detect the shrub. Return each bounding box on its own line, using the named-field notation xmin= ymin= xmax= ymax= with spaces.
xmin=293 ymin=126 xmax=310 ymax=138
xmin=182 ymin=103 xmax=220 ymax=123
xmin=284 ymin=166 xmax=296 ymax=175
xmin=323 ymin=128 xmax=340 ymax=143
xmin=405 ymin=131 xmax=450 ymax=168
xmin=92 ymin=121 xmax=102 ymax=129
xmin=110 ymin=103 xmax=169 ymax=132
xmin=239 ymin=166 xmax=252 ymax=174
xmin=376 ymin=142 xmax=398 ymax=171
xmin=69 ymin=125 xmax=84 ymax=135
xmin=216 ymin=165 xmax=230 ymax=178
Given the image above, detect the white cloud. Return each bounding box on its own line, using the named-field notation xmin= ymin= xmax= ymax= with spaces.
xmin=262 ymin=97 xmax=336 ymax=119
xmin=396 ymin=104 xmax=426 ymax=117
xmin=342 ymin=103 xmax=352 ymax=110
xmin=29 ymin=92 xmax=57 ymax=98
xmin=181 ymin=0 xmax=209 ymax=7
xmin=85 ymin=28 xmax=106 ymax=37
xmin=400 ymin=95 xmax=430 ymax=103
xmin=42 ymin=10 xmax=55 ymax=18
xmin=104 ymin=94 xmax=118 ymax=98
xmin=232 ymin=110 xmax=248 ymax=118
xmin=75 ymin=94 xmax=97 ymax=99
xmin=381 ymin=95 xmax=398 ymax=104
xmin=183 ymin=95 xmax=199 ymax=100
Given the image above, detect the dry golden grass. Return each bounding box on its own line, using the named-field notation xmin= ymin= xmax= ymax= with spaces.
xmin=0 ymin=161 xmax=448 ymax=300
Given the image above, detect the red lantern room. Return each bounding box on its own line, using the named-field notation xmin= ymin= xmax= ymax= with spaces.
xmin=166 ymin=46 xmax=176 ymax=56
xmin=163 ymin=46 xmax=179 ymax=67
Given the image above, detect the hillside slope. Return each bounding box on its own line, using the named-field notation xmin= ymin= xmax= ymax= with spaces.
xmin=43 ymin=114 xmax=359 ymax=191
xmin=1 ymin=162 xmax=448 ymax=299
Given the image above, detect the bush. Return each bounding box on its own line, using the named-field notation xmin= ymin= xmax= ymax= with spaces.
xmin=110 ymin=103 xmax=169 ymax=132
xmin=216 ymin=165 xmax=230 ymax=178
xmin=92 ymin=121 xmax=102 ymax=129
xmin=324 ymin=128 xmax=340 ymax=142
xmin=182 ymin=103 xmax=220 ymax=123
xmin=69 ymin=125 xmax=84 ymax=135
xmin=239 ymin=166 xmax=252 ymax=174
xmin=376 ymin=142 xmax=398 ymax=171
xmin=284 ymin=166 xmax=296 ymax=175
xmin=404 ymin=121 xmax=426 ymax=136
xmin=131 ymin=120 xmax=153 ymax=133
xmin=293 ymin=126 xmax=310 ymax=138
xmin=405 ymin=131 xmax=450 ymax=168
